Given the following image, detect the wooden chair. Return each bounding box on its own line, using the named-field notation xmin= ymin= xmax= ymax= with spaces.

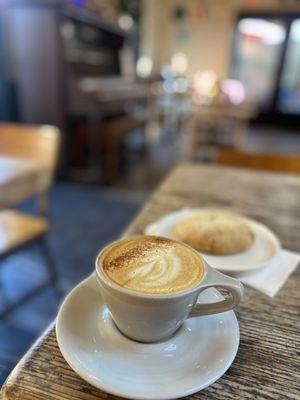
xmin=0 ymin=123 xmax=60 ymax=215
xmin=0 ymin=123 xmax=60 ymax=317
xmin=217 ymin=149 xmax=300 ymax=174
xmin=182 ymin=104 xmax=256 ymax=162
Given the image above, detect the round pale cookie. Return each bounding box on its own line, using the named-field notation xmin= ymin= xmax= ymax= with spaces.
xmin=173 ymin=211 xmax=254 ymax=255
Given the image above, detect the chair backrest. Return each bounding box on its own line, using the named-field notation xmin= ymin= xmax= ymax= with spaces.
xmin=0 ymin=123 xmax=60 ymax=171
xmin=217 ymin=149 xmax=300 ymax=174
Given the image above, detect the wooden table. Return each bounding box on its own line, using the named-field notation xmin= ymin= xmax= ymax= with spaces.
xmin=1 ymin=164 xmax=300 ymax=399
xmin=0 ymin=156 xmax=52 ymax=209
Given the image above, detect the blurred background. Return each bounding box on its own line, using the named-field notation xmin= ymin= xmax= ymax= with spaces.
xmin=1 ymin=0 xmax=300 ymax=385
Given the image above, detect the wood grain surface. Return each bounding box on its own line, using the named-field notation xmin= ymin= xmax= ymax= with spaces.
xmin=1 ymin=164 xmax=300 ymax=400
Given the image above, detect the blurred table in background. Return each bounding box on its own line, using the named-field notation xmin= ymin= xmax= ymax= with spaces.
xmin=0 ymin=123 xmax=59 ymax=212
xmin=68 ymin=78 xmax=149 ymax=183
xmin=1 ymin=163 xmax=299 ymax=399
xmin=148 ymin=84 xmax=257 ymax=161
xmin=0 ymin=156 xmax=51 ymax=209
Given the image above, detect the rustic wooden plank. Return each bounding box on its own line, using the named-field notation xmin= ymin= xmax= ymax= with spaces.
xmin=1 ymin=163 xmax=300 ymax=400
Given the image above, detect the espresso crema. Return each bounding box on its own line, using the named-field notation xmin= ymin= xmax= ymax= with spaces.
xmin=99 ymin=236 xmax=204 ymax=295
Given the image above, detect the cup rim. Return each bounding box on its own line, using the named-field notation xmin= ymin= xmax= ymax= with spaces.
xmin=95 ymin=235 xmax=208 ymax=300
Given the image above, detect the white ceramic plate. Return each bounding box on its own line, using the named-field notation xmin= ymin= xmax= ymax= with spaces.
xmin=145 ymin=208 xmax=281 ymax=273
xmin=56 ymin=274 xmax=240 ymax=400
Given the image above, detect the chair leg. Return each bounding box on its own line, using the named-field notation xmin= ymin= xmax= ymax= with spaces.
xmin=37 ymin=192 xmax=50 ymax=217
xmin=0 ymin=264 xmax=3 ymax=301
xmin=39 ymin=238 xmax=61 ymax=297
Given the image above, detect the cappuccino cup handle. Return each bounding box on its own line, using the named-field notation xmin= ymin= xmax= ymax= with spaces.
xmin=188 ymin=265 xmax=243 ymax=317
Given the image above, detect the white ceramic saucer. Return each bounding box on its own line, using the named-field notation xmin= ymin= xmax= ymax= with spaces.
xmin=145 ymin=208 xmax=281 ymax=274
xmin=56 ymin=273 xmax=240 ymax=400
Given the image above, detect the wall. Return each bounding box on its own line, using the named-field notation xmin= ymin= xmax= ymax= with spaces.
xmin=140 ymin=0 xmax=239 ymax=78
xmin=139 ymin=0 xmax=163 ymax=73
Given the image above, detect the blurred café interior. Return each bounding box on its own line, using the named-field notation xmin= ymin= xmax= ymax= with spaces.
xmin=1 ymin=0 xmax=300 ymax=385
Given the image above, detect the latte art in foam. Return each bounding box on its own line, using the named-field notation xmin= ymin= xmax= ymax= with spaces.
xmin=100 ymin=236 xmax=204 ymax=295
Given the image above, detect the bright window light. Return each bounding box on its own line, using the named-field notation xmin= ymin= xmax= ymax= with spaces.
xmin=238 ymin=18 xmax=286 ymax=45
xmin=290 ymin=20 xmax=300 ymax=42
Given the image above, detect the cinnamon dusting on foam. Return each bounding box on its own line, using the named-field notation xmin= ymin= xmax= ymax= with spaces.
xmin=100 ymin=236 xmax=204 ymax=295
xmin=102 ymin=236 xmax=174 ymax=271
